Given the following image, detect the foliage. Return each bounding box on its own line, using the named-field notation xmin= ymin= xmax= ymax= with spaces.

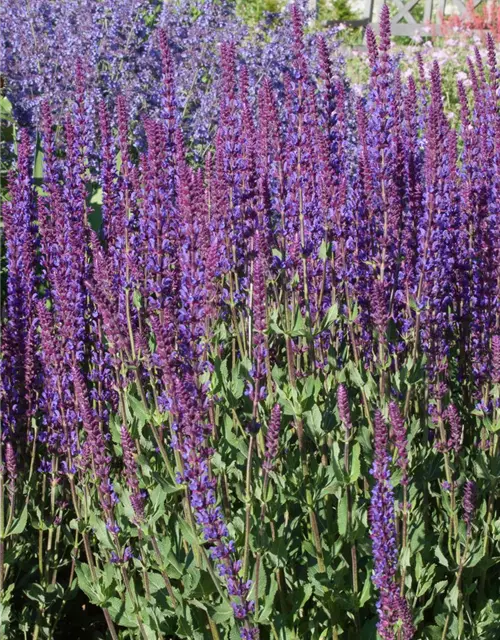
xmin=236 ymin=0 xmax=359 ymax=25
xmin=235 ymin=0 xmax=286 ymax=24
xmin=1 ymin=4 xmax=500 ymax=640
xmin=318 ymin=0 xmax=359 ymax=24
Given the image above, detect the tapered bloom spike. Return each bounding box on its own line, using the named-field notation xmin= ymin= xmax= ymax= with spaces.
xmin=492 ymin=335 xmax=500 ymax=384
xmin=120 ymin=426 xmax=145 ymax=522
xmin=370 ymin=280 xmax=388 ymax=335
xmin=337 ymin=385 xmax=352 ymax=431
xmin=264 ymin=404 xmax=281 ymax=472
xmin=379 ymin=4 xmax=391 ymax=55
xmin=5 ymin=442 xmax=18 ymax=499
xmin=445 ymin=404 xmax=462 ymax=454
xmin=365 ymin=27 xmax=378 ymax=69
xmin=73 ymin=366 xmax=118 ymax=533
xmin=388 ymin=402 xmax=409 ymax=484
xmin=370 ymin=411 xmax=414 ymax=639
xmin=463 ymin=481 xmax=476 ymax=534
xmin=1 ymin=129 xmax=37 ymax=438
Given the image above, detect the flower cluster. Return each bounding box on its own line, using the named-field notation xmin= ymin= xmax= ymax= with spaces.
xmin=0 ymin=0 xmax=339 ymax=151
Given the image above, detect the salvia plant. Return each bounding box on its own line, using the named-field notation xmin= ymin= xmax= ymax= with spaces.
xmin=0 ymin=0 xmax=337 ymax=152
xmin=1 ymin=3 xmax=500 ymax=639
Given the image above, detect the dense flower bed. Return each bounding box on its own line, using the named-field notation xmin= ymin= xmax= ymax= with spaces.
xmin=1 ymin=3 xmax=500 ymax=639
xmin=0 ymin=0 xmax=336 ymax=152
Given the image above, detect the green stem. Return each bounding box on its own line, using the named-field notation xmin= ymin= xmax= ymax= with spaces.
xmin=243 ymin=436 xmax=255 ymax=581
xmin=82 ymin=533 xmax=119 ymax=640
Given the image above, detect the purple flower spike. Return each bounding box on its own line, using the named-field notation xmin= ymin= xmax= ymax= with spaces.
xmin=337 ymin=384 xmax=352 ymax=431
xmin=121 ymin=426 xmax=145 ymax=522
xmin=445 ymin=404 xmax=462 ymax=454
xmin=370 ymin=411 xmax=414 ymax=639
xmin=492 ymin=335 xmax=500 ymax=384
xmin=370 ymin=280 xmax=388 ymax=335
xmin=5 ymin=441 xmax=18 ymax=499
xmin=463 ymin=481 xmax=477 ymax=534
xmin=388 ymin=402 xmax=409 ymax=485
xmin=73 ymin=366 xmax=117 ymax=532
xmin=263 ymin=404 xmax=281 ymax=472
xmin=1 ymin=129 xmax=37 ymax=437
xmin=5 ymin=442 xmax=17 ymax=483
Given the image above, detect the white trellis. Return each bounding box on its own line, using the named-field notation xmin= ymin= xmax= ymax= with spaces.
xmin=288 ymin=0 xmax=489 ymax=36
xmin=366 ymin=0 xmax=489 ymax=36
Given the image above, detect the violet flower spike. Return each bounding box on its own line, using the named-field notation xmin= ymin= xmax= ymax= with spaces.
xmin=120 ymin=426 xmax=145 ymax=522
xmin=263 ymin=404 xmax=281 ymax=472
xmin=369 ymin=411 xmax=415 ymax=639
xmin=388 ymin=402 xmax=409 ymax=484
xmin=337 ymin=384 xmax=352 ymax=432
xmin=445 ymin=404 xmax=462 ymax=454
xmin=5 ymin=442 xmax=18 ymax=499
xmin=463 ymin=481 xmax=476 ymax=534
xmin=492 ymin=335 xmax=500 ymax=384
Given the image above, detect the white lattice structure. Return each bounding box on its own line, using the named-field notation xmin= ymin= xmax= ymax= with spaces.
xmin=367 ymin=0 xmax=489 ymax=36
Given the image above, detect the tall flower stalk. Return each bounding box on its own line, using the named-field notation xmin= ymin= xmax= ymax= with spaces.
xmin=369 ymin=411 xmax=414 ymax=640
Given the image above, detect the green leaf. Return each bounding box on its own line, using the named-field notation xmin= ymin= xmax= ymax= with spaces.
xmin=108 ymin=597 xmax=139 ymax=628
xmin=337 ymin=493 xmax=348 ymax=537
xmin=320 ymin=303 xmax=338 ymax=331
xmin=258 ymin=572 xmax=278 ymax=622
xmin=359 ymin=571 xmax=372 ymax=606
xmin=305 ymin=404 xmax=323 ymax=441
xmin=147 ymin=572 xmax=167 ymax=595
xmin=25 ymin=583 xmax=47 ymax=606
xmin=5 ymin=504 xmax=27 ymax=537
xmin=211 ymin=601 xmax=233 ymax=624
xmin=347 ymin=360 xmax=365 ymax=389
xmin=127 ymin=394 xmax=149 ymax=427
xmin=33 ymin=139 xmax=44 ymax=181
xmin=331 ymin=441 xmax=345 ymax=482
xmin=90 ymin=187 xmax=103 ymax=205
xmin=466 ymin=545 xmax=485 ymax=568
xmin=229 ymin=626 xmax=241 ymax=640
xmin=416 ymin=578 xmax=434 ymax=598
xmin=249 ymin=562 xmax=268 ymax=601
xmin=399 ymin=546 xmax=411 ymax=570
xmin=178 ymin=518 xmax=199 ymax=547
xmin=410 ymin=520 xmax=426 ymax=553
xmin=75 ymin=563 xmax=103 ymax=605
xmin=350 ymin=443 xmax=361 ymax=483
xmin=0 ymin=602 xmax=11 ymax=631
xmin=150 ymin=484 xmax=167 ymax=518
xmin=290 ymin=310 xmax=307 ymax=337
xmin=447 ymin=584 xmax=460 ymax=610
xmin=88 ymin=512 xmax=114 ymax=550
xmin=0 ymin=97 xmax=13 ymax=116
xmin=318 ymin=239 xmax=330 ymax=261
xmin=103 ymin=563 xmax=115 ymax=589
xmin=298 ymin=583 xmax=313 ymax=608
xmin=435 ymin=545 xmax=449 ymax=569
xmin=230 ymin=368 xmax=245 ymax=400
xmin=189 ymin=598 xmax=208 ymax=612
xmin=183 ymin=565 xmax=201 ymax=596
xmin=434 ymin=580 xmax=449 ymax=594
